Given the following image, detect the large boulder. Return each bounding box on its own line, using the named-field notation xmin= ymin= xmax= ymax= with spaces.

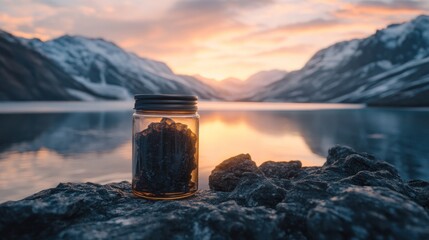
xmin=208 ymin=153 xmax=258 ymax=191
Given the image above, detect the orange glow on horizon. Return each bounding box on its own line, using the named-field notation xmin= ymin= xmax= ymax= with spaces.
xmin=200 ymin=114 xmax=325 ymax=168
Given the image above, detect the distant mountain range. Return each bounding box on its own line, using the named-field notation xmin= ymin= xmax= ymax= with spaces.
xmin=1 ymin=15 xmax=429 ymax=105
xmin=249 ymin=15 xmax=429 ymax=106
xmin=0 ymin=31 xmax=224 ymax=100
xmin=190 ymin=70 xmax=287 ymax=100
xmin=0 ymin=30 xmax=283 ymax=101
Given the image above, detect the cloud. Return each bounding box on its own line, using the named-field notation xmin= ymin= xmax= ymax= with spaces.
xmin=334 ymin=0 xmax=428 ymax=18
xmin=253 ymin=44 xmax=316 ymax=57
xmin=0 ymin=0 xmax=427 ymax=79
xmin=264 ymin=18 xmax=342 ymax=34
xmin=173 ymin=0 xmax=274 ymax=12
xmin=1 ymin=0 xmax=278 ymax=78
xmin=27 ymin=0 xmax=252 ymax=56
xmin=33 ymin=0 xmax=73 ymax=7
xmin=356 ymin=0 xmax=428 ymax=10
xmin=227 ymin=18 xmax=342 ymax=49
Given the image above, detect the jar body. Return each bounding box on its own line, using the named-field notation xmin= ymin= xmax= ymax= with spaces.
xmin=132 ymin=110 xmax=199 ymax=200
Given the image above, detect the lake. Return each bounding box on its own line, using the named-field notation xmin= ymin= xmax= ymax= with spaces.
xmin=1 ymin=101 xmax=429 ymax=203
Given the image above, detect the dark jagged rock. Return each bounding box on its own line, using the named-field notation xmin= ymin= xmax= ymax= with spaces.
xmin=259 ymin=160 xmax=302 ymax=179
xmin=208 ymin=153 xmax=258 ymax=192
xmin=307 ymin=186 xmax=429 ymax=240
xmin=228 ymin=173 xmax=288 ymax=208
xmin=408 ymin=180 xmax=429 ymax=209
xmin=1 ymin=146 xmax=429 ymax=239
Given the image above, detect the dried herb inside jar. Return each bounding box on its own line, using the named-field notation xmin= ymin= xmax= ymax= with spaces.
xmin=133 ymin=117 xmax=197 ymax=194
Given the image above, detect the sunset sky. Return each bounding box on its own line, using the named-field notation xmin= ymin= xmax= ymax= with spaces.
xmin=0 ymin=0 xmax=428 ymax=80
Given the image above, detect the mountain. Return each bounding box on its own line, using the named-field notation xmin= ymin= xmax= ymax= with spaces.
xmin=0 ymin=30 xmax=112 ymax=100
xmin=0 ymin=30 xmax=221 ymax=101
xmin=245 ymin=70 xmax=288 ymax=89
xmin=3 ymin=15 xmax=428 ymax=104
xmin=191 ymin=70 xmax=287 ymax=100
xmin=249 ymin=15 xmax=429 ymax=106
xmin=26 ymin=35 xmax=222 ymax=100
xmin=183 ymin=75 xmax=240 ymax=101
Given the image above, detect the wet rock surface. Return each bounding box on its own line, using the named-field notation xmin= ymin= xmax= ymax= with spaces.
xmin=1 ymin=145 xmax=429 ymax=239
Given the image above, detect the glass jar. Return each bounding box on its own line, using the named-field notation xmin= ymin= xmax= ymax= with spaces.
xmin=132 ymin=94 xmax=199 ymax=200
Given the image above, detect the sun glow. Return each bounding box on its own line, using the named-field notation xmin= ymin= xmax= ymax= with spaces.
xmin=200 ymin=116 xmax=325 ymax=168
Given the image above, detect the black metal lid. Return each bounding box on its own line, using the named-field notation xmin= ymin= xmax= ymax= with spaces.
xmin=134 ymin=94 xmax=198 ymax=112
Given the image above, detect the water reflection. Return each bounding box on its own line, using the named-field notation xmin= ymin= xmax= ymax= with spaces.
xmin=0 ymin=112 xmax=131 ymax=155
xmin=200 ymin=109 xmax=429 ymax=182
xmin=0 ymin=112 xmax=132 ymax=203
xmin=1 ymin=106 xmax=428 ymax=203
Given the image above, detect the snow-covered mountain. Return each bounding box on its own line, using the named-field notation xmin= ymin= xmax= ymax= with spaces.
xmin=24 ymin=35 xmax=221 ymax=100
xmin=0 ymin=30 xmax=110 ymax=100
xmin=249 ymin=15 xmax=429 ymax=106
xmin=3 ymin=15 xmax=429 ymax=105
xmin=0 ymin=30 xmax=222 ymax=101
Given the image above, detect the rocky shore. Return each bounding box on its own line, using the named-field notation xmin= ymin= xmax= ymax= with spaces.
xmin=1 ymin=146 xmax=428 ymax=239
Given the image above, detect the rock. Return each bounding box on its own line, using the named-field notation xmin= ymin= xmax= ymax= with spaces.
xmin=194 ymin=201 xmax=284 ymax=239
xmin=276 ymin=202 xmax=308 ymax=238
xmin=228 ymin=173 xmax=288 ymax=208
xmin=285 ymin=179 xmax=331 ymax=209
xmin=325 ymin=145 xmax=376 ymax=167
xmin=208 ymin=153 xmax=258 ymax=191
xmin=342 ymin=154 xmax=399 ymax=177
xmin=307 ymin=186 xmax=429 ymax=240
xmin=259 ymin=160 xmax=302 ymax=179
xmin=1 ymin=145 xmax=429 ymax=239
xmin=408 ymin=180 xmax=429 ymax=209
xmin=339 ymin=170 xmax=412 ymax=196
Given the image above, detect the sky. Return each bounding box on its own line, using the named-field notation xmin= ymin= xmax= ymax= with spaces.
xmin=0 ymin=0 xmax=428 ymax=80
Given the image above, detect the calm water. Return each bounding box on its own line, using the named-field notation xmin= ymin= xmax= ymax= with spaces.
xmin=1 ymin=102 xmax=429 ymax=203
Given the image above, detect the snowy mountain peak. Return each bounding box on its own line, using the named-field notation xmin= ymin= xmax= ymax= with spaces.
xmin=32 ymin=35 xmax=175 ymax=77
xmin=378 ymin=15 xmax=428 ymax=36
xmin=0 ymin=29 xmax=24 ymax=44
xmin=249 ymin=15 xmax=429 ymax=106
xmin=304 ymin=15 xmax=429 ymax=73
xmin=412 ymin=14 xmax=429 ymax=25
xmin=379 ymin=23 xmax=412 ymax=48
xmin=378 ymin=15 xmax=429 ymax=49
xmin=4 ymin=32 xmax=222 ymax=100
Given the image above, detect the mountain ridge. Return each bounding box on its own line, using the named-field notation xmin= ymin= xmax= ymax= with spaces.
xmin=248 ymin=14 xmax=429 ymax=106
xmin=25 ymin=34 xmax=222 ymax=100
xmin=190 ymin=70 xmax=288 ymax=100
xmin=0 ymin=30 xmax=226 ymax=101
xmin=0 ymin=30 xmax=115 ymax=101
xmin=1 ymin=15 xmax=429 ymax=105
